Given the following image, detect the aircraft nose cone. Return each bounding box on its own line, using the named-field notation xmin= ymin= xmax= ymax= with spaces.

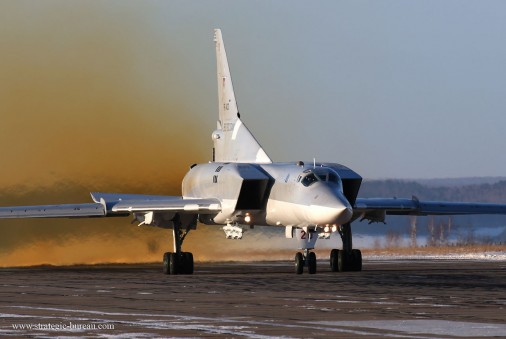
xmin=308 ymin=192 xmax=353 ymax=225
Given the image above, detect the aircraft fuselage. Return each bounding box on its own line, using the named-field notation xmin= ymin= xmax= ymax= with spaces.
xmin=182 ymin=162 xmax=354 ymax=228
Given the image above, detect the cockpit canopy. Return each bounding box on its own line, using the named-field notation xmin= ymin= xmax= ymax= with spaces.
xmin=298 ymin=168 xmax=342 ymax=189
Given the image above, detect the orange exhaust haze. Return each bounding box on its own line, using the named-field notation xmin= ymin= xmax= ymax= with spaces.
xmin=0 ymin=3 xmax=217 ymax=266
xmin=0 ymin=3 xmax=295 ymax=266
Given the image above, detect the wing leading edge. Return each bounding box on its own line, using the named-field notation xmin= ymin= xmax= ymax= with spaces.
xmin=354 ymin=196 xmax=506 ymax=223
xmin=0 ymin=192 xmax=221 ymax=219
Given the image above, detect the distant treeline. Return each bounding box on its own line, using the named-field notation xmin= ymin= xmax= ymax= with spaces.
xmin=358 ymin=179 xmax=506 ymax=203
xmin=354 ymin=179 xmax=506 ymax=244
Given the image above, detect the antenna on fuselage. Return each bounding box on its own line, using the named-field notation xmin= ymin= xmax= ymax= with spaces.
xmin=313 ymin=158 xmax=316 ymax=169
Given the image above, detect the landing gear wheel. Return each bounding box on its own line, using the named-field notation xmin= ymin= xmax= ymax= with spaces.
xmin=182 ymin=252 xmax=194 ymax=275
xmin=169 ymin=252 xmax=179 ymax=275
xmin=163 ymin=252 xmax=170 ymax=275
xmin=307 ymin=252 xmax=317 ymax=274
xmin=350 ymin=249 xmax=362 ymax=271
xmin=295 ymin=252 xmax=304 ymax=274
xmin=330 ymin=249 xmax=339 ymax=272
xmin=330 ymin=249 xmax=362 ymax=272
xmin=337 ymin=249 xmax=346 ymax=272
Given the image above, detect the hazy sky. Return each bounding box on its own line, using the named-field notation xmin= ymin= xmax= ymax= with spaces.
xmin=2 ymin=1 xmax=506 ymax=181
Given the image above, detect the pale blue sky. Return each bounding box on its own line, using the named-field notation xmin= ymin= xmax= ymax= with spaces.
xmin=131 ymin=0 xmax=506 ymax=179
xmin=2 ymin=1 xmax=506 ymax=180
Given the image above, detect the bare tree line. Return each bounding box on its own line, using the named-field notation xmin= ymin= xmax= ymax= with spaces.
xmin=377 ymin=216 xmax=502 ymax=249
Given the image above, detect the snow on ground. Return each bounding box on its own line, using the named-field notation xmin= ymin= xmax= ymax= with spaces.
xmin=365 ymin=251 xmax=506 ymax=261
xmin=313 ymin=320 xmax=506 ymax=338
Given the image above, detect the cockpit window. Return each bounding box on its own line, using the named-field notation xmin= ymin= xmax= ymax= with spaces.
xmin=300 ymin=168 xmax=342 ymax=189
xmin=316 ymin=173 xmax=326 ymax=181
xmin=301 ymin=173 xmax=318 ymax=187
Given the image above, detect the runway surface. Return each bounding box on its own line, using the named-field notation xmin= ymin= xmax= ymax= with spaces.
xmin=1 ymin=259 xmax=505 ymax=338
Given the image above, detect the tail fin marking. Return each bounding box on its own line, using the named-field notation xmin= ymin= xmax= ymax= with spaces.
xmin=212 ymin=29 xmax=271 ymax=164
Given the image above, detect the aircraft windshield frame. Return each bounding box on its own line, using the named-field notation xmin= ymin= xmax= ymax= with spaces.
xmin=301 ymin=173 xmax=318 ymax=187
xmin=299 ymin=168 xmax=342 ymax=188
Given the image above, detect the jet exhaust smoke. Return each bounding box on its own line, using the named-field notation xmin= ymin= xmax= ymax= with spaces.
xmin=0 ymin=3 xmax=212 ymax=266
xmin=0 ymin=3 xmax=299 ymax=266
xmin=0 ymin=182 xmax=305 ymax=267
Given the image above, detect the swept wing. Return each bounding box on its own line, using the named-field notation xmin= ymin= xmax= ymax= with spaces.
xmin=354 ymin=196 xmax=506 ymax=223
xmin=0 ymin=192 xmax=221 ymax=219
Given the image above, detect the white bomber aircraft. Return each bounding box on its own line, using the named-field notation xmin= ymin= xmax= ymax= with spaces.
xmin=2 ymin=29 xmax=506 ymax=275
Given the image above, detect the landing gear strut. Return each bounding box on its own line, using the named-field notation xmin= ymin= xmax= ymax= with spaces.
xmin=162 ymin=215 xmax=194 ymax=275
xmin=330 ymin=223 xmax=362 ymax=272
xmin=294 ymin=249 xmax=317 ymax=275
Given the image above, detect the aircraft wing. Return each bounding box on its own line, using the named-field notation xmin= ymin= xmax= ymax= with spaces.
xmin=0 ymin=203 xmax=106 ymax=219
xmin=91 ymin=193 xmax=221 ymax=214
xmin=0 ymin=192 xmax=221 ymax=219
xmin=354 ymin=197 xmax=506 ymax=223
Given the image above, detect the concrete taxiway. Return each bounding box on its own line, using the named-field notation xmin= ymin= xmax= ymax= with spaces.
xmin=1 ymin=259 xmax=505 ymax=338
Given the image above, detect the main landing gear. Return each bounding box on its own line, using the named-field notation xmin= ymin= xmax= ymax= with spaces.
xmin=163 ymin=251 xmax=194 ymax=275
xmin=330 ymin=248 xmax=362 ymax=272
xmin=330 ymin=223 xmax=362 ymax=272
xmin=162 ymin=216 xmax=194 ymax=275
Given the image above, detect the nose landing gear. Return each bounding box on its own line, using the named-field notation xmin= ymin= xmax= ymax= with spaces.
xmin=291 ymin=224 xmax=362 ymax=274
xmin=294 ymin=249 xmax=317 ymax=274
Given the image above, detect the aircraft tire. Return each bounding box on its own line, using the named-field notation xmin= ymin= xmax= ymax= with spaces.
xmin=169 ymin=253 xmax=179 ymax=275
xmin=162 ymin=252 xmax=171 ymax=274
xmin=337 ymin=250 xmax=346 ymax=272
xmin=295 ymin=252 xmax=304 ymax=274
xmin=183 ymin=252 xmax=194 ymax=275
xmin=307 ymin=252 xmax=317 ymax=274
xmin=351 ymin=249 xmax=362 ymax=271
xmin=330 ymin=249 xmax=339 ymax=272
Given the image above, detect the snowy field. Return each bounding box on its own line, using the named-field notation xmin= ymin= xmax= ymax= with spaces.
xmin=365 ymin=251 xmax=506 ymax=261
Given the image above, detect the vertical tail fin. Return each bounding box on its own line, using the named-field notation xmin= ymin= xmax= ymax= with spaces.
xmin=212 ymin=29 xmax=271 ymax=163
